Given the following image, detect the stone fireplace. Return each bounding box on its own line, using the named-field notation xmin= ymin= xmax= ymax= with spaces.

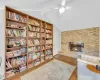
xmin=61 ymin=27 xmax=99 ymax=57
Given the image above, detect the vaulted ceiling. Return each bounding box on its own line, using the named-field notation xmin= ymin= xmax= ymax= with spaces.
xmin=0 ymin=0 xmax=100 ymax=31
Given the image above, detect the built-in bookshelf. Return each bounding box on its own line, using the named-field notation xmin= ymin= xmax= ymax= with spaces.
xmin=5 ymin=6 xmax=53 ymax=79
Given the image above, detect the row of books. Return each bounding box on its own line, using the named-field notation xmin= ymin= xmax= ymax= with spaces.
xmin=46 ymin=55 xmax=53 ymax=59
xmin=45 ymin=49 xmax=53 ymax=59
xmin=6 ymin=29 xmax=26 ymax=37
xmin=6 ymin=56 xmax=26 ymax=69
xmin=28 ymin=19 xmax=40 ymax=26
xmin=46 ymin=30 xmax=52 ymax=34
xmin=28 ymin=59 xmax=41 ymax=68
xmin=6 ymin=63 xmax=27 ymax=77
xmin=46 ymin=40 xmax=52 ymax=44
xmin=28 ymin=39 xmax=40 ymax=46
xmin=28 ymin=52 xmax=41 ymax=62
xmin=7 ymin=11 xmax=27 ymax=22
xmin=28 ymin=25 xmax=40 ymax=31
xmin=7 ymin=39 xmax=26 ymax=48
xmin=7 ymin=21 xmax=26 ymax=29
xmin=28 ymin=45 xmax=51 ymax=52
xmin=6 ymin=48 xmax=27 ymax=58
xmin=28 ymin=32 xmax=40 ymax=38
xmin=46 ymin=50 xmax=52 ymax=55
xmin=46 ymin=45 xmax=52 ymax=49
xmin=28 ymin=46 xmax=41 ymax=52
xmin=46 ymin=24 xmax=52 ymax=30
xmin=46 ymin=34 xmax=52 ymax=38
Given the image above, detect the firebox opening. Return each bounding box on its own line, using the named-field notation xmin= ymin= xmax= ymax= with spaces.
xmin=69 ymin=42 xmax=84 ymax=52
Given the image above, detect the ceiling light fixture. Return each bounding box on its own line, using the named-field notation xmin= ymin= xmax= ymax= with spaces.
xmin=59 ymin=7 xmax=65 ymax=14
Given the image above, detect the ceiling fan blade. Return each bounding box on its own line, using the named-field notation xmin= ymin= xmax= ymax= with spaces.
xmin=61 ymin=0 xmax=67 ymax=6
xmin=65 ymin=6 xmax=72 ymax=10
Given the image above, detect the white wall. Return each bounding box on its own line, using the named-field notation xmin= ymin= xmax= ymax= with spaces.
xmin=53 ymin=26 xmax=61 ymax=55
xmin=0 ymin=8 xmax=5 ymax=78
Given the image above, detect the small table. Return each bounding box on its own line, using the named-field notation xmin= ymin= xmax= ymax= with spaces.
xmin=87 ymin=64 xmax=100 ymax=74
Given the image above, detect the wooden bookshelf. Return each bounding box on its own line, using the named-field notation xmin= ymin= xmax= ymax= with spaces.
xmin=5 ymin=6 xmax=53 ymax=79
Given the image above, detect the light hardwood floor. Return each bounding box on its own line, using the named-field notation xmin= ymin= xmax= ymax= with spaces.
xmin=9 ymin=54 xmax=77 ymax=80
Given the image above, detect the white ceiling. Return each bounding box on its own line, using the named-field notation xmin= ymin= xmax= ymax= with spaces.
xmin=0 ymin=0 xmax=100 ymax=31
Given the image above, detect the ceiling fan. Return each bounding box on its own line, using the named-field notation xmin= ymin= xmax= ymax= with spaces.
xmin=54 ymin=0 xmax=72 ymax=15
xmin=41 ymin=0 xmax=72 ymax=15
xmin=16 ymin=0 xmax=72 ymax=15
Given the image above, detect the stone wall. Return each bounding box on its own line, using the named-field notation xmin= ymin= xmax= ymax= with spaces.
xmin=99 ymin=27 xmax=100 ymax=57
xmin=61 ymin=27 xmax=99 ymax=57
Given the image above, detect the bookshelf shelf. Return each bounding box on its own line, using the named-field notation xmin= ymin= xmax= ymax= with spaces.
xmin=28 ymin=46 xmax=34 ymax=47
xmin=6 ymin=63 xmax=26 ymax=71
xmin=6 ymin=26 xmax=25 ymax=30
xmin=28 ymin=37 xmax=40 ymax=39
xmin=6 ymin=36 xmax=26 ymax=39
xmin=28 ymin=57 xmax=40 ymax=64
xmin=6 ymin=18 xmax=27 ymax=24
xmin=28 ymin=30 xmax=40 ymax=33
xmin=5 ymin=6 xmax=53 ymax=79
xmin=28 ymin=24 xmax=40 ymax=27
xmin=6 ymin=46 xmax=27 ymax=50
xmin=6 ymin=53 xmax=27 ymax=59
xmin=6 ymin=65 xmax=19 ymax=71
